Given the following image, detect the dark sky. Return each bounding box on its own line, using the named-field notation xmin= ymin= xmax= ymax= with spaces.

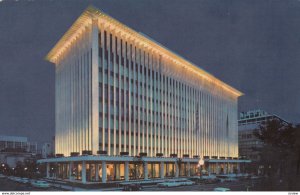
xmin=0 ymin=0 xmax=300 ymax=144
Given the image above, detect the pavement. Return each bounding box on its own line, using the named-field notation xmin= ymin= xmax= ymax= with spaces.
xmin=142 ymin=180 xmax=260 ymax=191
xmin=0 ymin=176 xmax=262 ymax=191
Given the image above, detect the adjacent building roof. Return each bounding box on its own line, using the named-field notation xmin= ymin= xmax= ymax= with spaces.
xmin=0 ymin=135 xmax=28 ymax=142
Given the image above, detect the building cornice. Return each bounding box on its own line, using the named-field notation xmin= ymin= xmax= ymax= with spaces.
xmin=45 ymin=5 xmax=243 ymax=97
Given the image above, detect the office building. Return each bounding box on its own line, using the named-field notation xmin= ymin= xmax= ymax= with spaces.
xmin=238 ymin=109 xmax=289 ymax=174
xmin=42 ymin=143 xmax=53 ymax=159
xmin=38 ymin=6 xmax=248 ymax=183
xmin=0 ymin=135 xmax=38 ymax=167
xmin=238 ymin=109 xmax=289 ymax=161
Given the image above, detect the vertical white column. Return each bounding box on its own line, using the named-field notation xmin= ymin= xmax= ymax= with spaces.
xmin=112 ymin=32 xmax=116 ymax=156
xmin=141 ymin=49 xmax=145 ymax=153
xmin=145 ymin=51 xmax=149 ymax=155
xmin=82 ymin=161 xmax=86 ymax=183
xmin=137 ymin=47 xmax=141 ymax=155
xmin=187 ymin=162 xmax=191 ymax=177
xmin=95 ymin=163 xmax=99 ymax=181
xmin=127 ymin=41 xmax=131 ymax=156
xmin=85 ymin=31 xmax=89 ymax=152
xmin=144 ymin=162 xmax=148 ymax=180
xmin=158 ymin=55 xmax=161 ymax=156
xmin=149 ymin=51 xmax=153 ymax=157
xmin=189 ymin=86 xmax=191 ymax=156
xmin=160 ymin=162 xmax=164 ymax=179
xmin=60 ymin=61 xmax=64 ymax=155
xmin=168 ymin=77 xmax=171 ymax=156
xmin=185 ymin=85 xmax=187 ymax=155
xmin=175 ymin=162 xmax=179 ymax=178
xmin=181 ymin=81 xmax=183 ymax=157
xmin=116 ymin=164 xmax=120 ymax=180
xmin=125 ymin=161 xmax=129 ymax=181
xmin=216 ymin=94 xmax=218 ymax=157
xmin=91 ymin=18 xmax=99 ymax=155
xmin=202 ymin=91 xmax=205 ymax=157
xmin=100 ymin=25 xmax=105 ymax=152
xmin=186 ymin=84 xmax=189 ymax=156
xmin=216 ymin=162 xmax=220 ymax=175
xmin=70 ymin=50 xmax=73 ymax=154
xmin=122 ymin=37 xmax=125 ymax=152
xmin=78 ymin=46 xmax=82 ymax=153
xmin=165 ymin=72 xmax=167 ymax=157
xmin=46 ymin=163 xmax=50 ymax=178
xmin=192 ymin=87 xmax=194 ymax=157
xmin=210 ymin=94 xmax=215 ymax=156
xmin=102 ymin=161 xmax=107 ymax=183
xmin=55 ymin=66 xmax=58 ymax=155
xmin=107 ymin=30 xmax=111 ymax=156
xmin=69 ymin=162 xmax=74 ymax=181
xmin=153 ymin=53 xmax=157 ymax=156
xmin=82 ymin=32 xmax=86 ymax=153
xmin=174 ymin=79 xmax=176 ymax=156
xmin=166 ymin=67 xmax=169 ymax=157
xmin=133 ymin=44 xmax=136 ymax=156
xmin=197 ymin=89 xmax=200 ymax=156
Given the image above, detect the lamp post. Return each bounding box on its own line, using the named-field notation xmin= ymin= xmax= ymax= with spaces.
xmin=198 ymin=158 xmax=204 ymax=180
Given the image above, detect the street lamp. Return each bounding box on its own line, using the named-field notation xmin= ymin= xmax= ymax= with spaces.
xmin=198 ymin=158 xmax=204 ymax=180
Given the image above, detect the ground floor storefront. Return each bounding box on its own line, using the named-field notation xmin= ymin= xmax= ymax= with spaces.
xmin=38 ymin=156 xmax=250 ymax=184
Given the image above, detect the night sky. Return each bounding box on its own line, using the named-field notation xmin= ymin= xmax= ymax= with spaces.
xmin=0 ymin=0 xmax=299 ymax=145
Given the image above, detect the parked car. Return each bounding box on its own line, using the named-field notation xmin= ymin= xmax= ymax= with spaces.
xmin=0 ymin=174 xmax=6 ymax=179
xmin=157 ymin=180 xmax=195 ymax=187
xmin=122 ymin=183 xmax=143 ymax=191
xmin=214 ymin=187 xmax=230 ymax=191
xmin=31 ymin=180 xmax=50 ymax=188
xmin=217 ymin=175 xmax=238 ymax=182
xmin=19 ymin=178 xmax=30 ymax=184
xmin=8 ymin=176 xmax=21 ymax=182
xmin=157 ymin=180 xmax=182 ymax=187
xmin=250 ymin=176 xmax=261 ymax=180
xmin=180 ymin=180 xmax=195 ymax=186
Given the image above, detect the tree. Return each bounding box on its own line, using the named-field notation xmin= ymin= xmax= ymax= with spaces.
xmin=253 ymin=119 xmax=300 ymax=190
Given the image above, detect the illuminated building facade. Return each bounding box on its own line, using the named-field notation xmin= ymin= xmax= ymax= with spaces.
xmin=39 ymin=6 xmax=249 ymax=183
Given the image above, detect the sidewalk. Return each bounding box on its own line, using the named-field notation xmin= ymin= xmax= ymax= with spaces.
xmin=44 ymin=179 xmax=123 ymax=191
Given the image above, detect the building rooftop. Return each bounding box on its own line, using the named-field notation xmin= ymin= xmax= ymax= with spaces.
xmin=45 ymin=5 xmax=243 ymax=97
xmin=238 ymin=109 xmax=289 ymax=126
xmin=0 ymin=135 xmax=28 ymax=142
xmin=239 ymin=109 xmax=269 ymax=120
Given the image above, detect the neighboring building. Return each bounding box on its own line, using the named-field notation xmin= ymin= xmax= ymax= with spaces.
xmin=0 ymin=135 xmax=38 ymax=167
xmin=51 ymin=136 xmax=55 ymax=155
xmin=42 ymin=143 xmax=53 ymax=158
xmin=238 ymin=109 xmax=289 ymax=173
xmin=0 ymin=135 xmax=37 ymax=154
xmin=38 ymin=6 xmax=248 ymax=184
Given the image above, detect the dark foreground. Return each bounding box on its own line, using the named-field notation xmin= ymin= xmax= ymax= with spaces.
xmin=142 ymin=179 xmax=260 ymax=191
xmin=0 ymin=178 xmax=61 ymax=191
xmin=1 ymin=177 xmax=299 ymax=191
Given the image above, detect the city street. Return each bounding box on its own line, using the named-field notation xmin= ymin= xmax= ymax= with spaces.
xmin=0 ymin=178 xmax=61 ymax=191
xmin=0 ymin=176 xmax=262 ymax=192
xmin=141 ymin=180 xmax=261 ymax=191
